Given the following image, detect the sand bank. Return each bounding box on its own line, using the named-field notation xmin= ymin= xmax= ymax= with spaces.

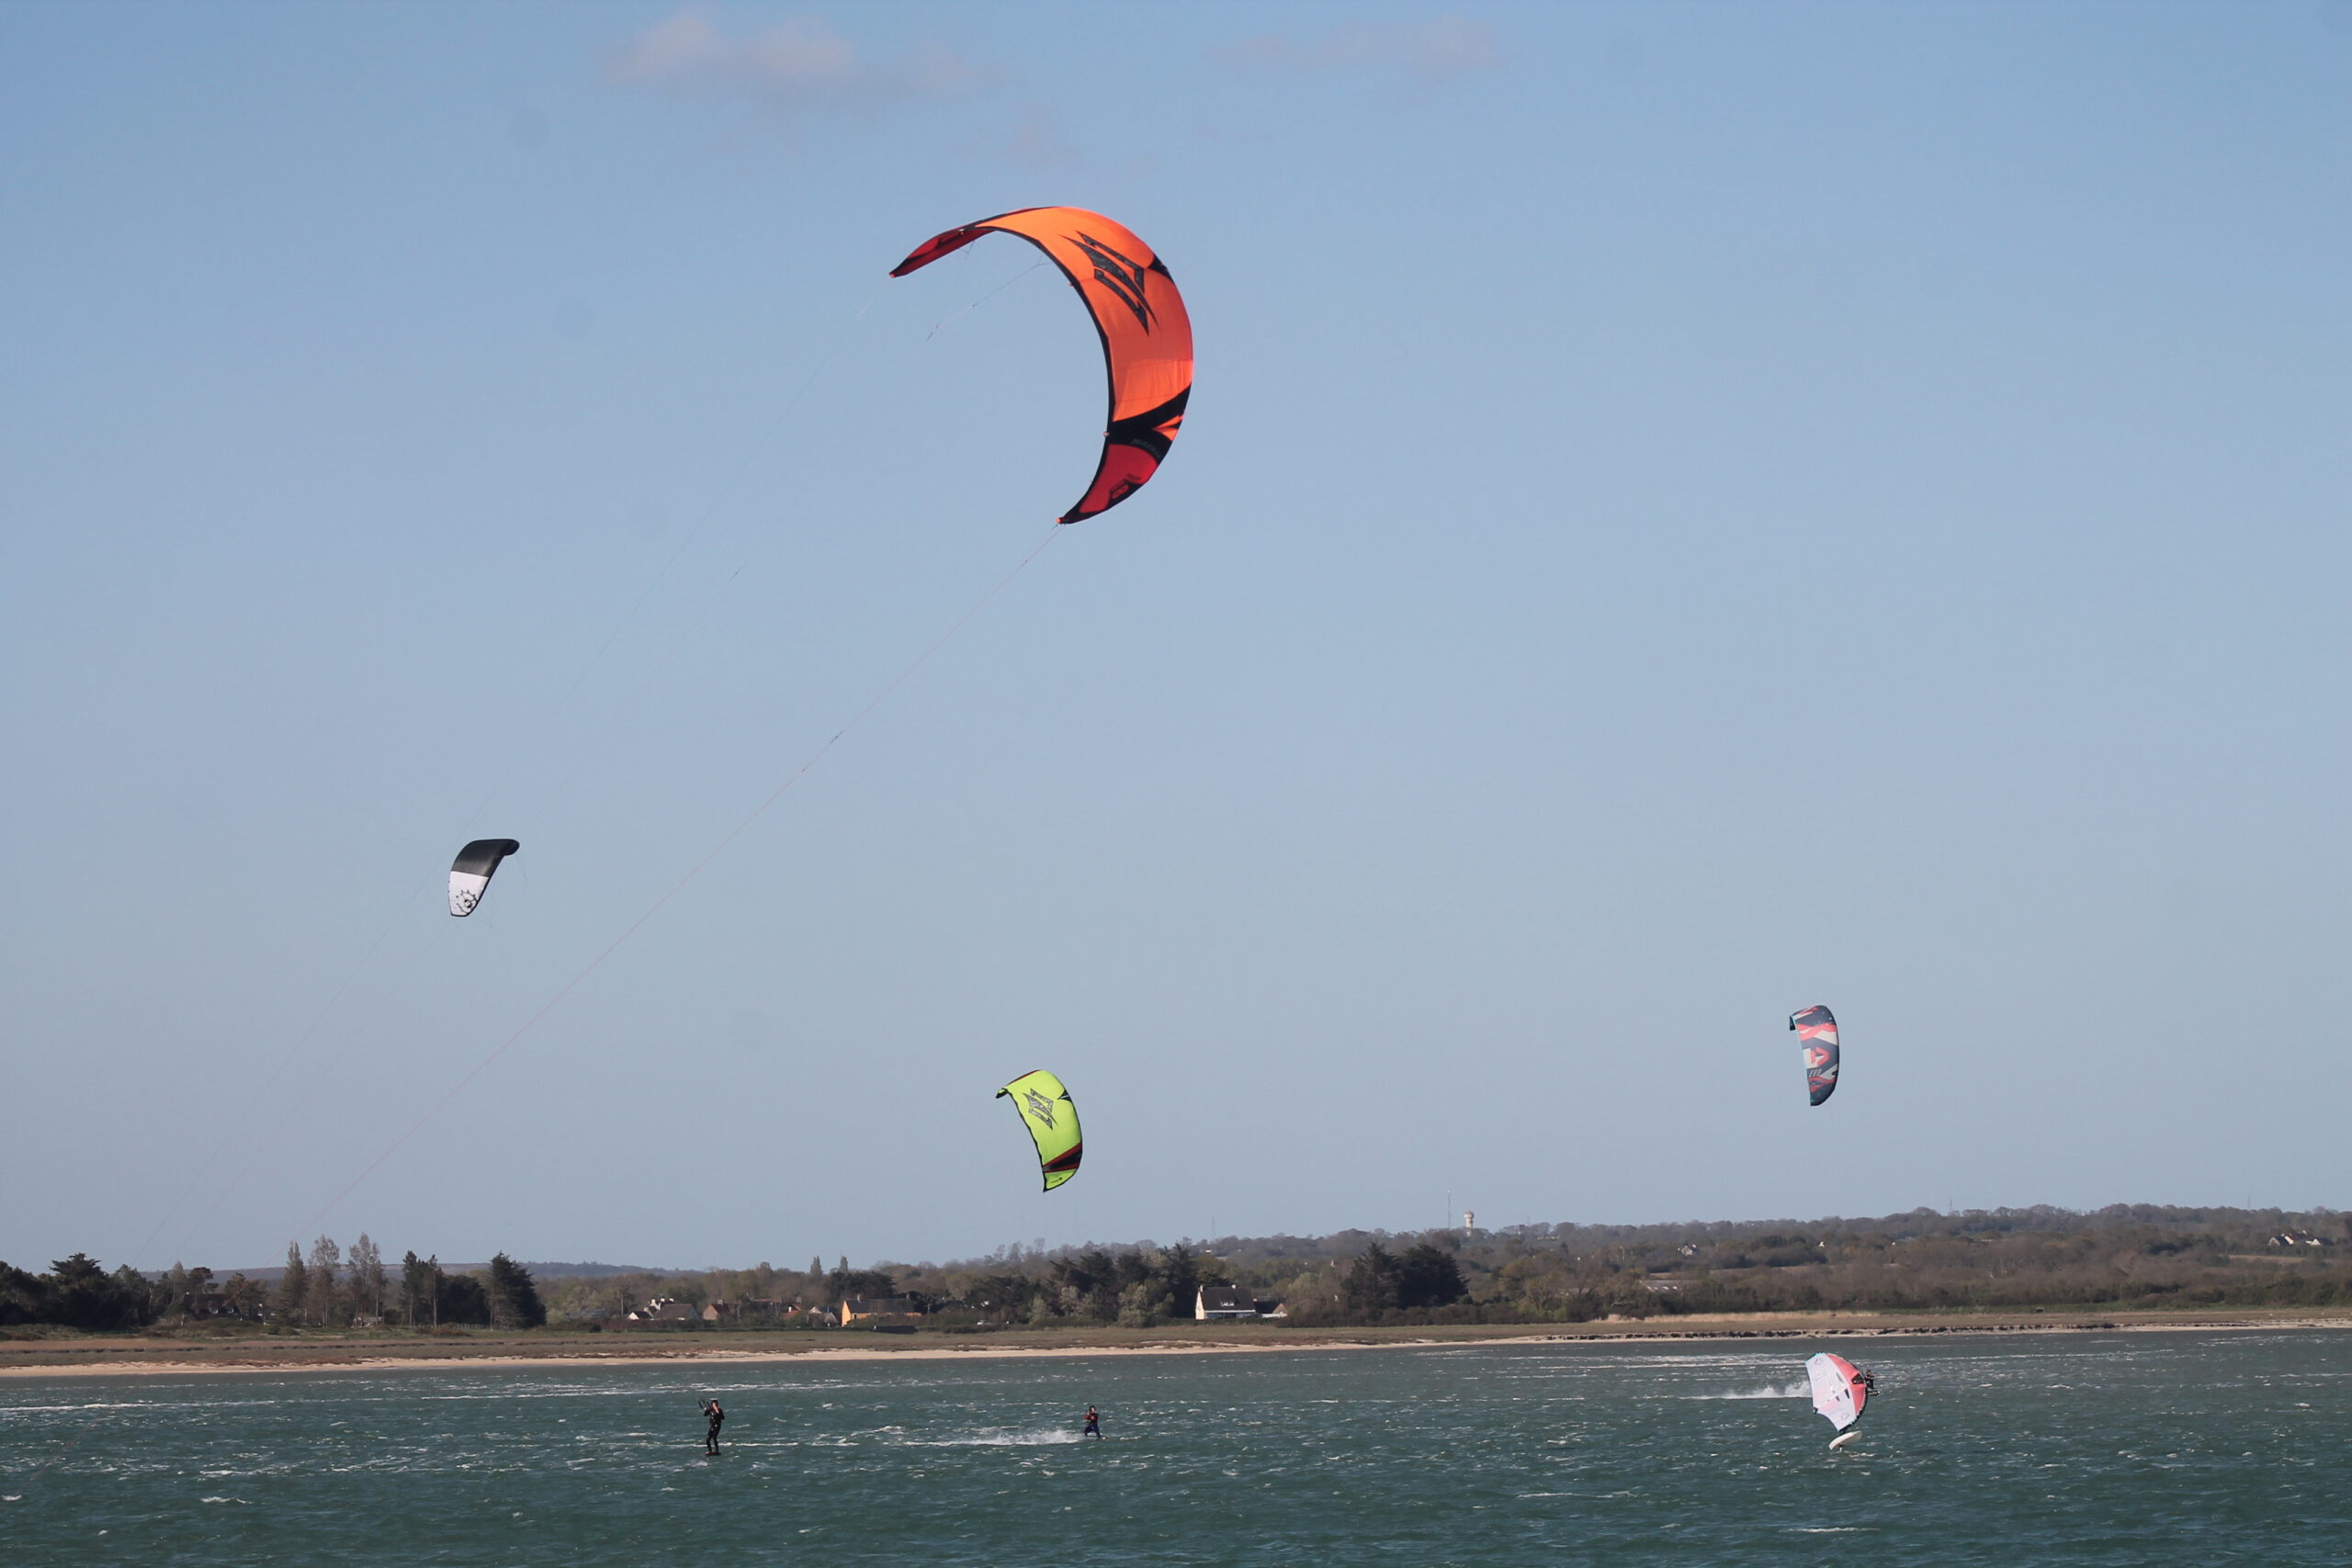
xmin=5 ymin=1309 xmax=2348 ymax=1380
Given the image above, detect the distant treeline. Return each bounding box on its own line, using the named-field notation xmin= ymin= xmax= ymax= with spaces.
xmin=0 ymin=1235 xmax=543 ymax=1333
xmin=1233 ymin=1203 xmax=2352 ymax=1325
xmin=536 ymin=1204 xmax=2352 ymax=1331
xmin=8 ymin=1206 xmax=2348 ymax=1335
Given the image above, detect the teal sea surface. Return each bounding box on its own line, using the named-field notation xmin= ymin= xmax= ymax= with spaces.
xmin=3 ymin=1330 xmax=2347 ymax=1564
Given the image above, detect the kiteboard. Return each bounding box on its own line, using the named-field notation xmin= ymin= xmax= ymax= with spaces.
xmin=1828 ymin=1430 xmax=1862 ymax=1450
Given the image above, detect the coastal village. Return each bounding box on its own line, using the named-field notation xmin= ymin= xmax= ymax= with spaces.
xmin=615 ymin=1285 xmax=1285 ymax=1330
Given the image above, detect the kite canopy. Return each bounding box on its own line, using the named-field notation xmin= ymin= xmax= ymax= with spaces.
xmin=997 ymin=1069 xmax=1082 ymax=1190
xmin=447 ymin=839 xmax=519 ymax=918
xmin=1790 ymin=1004 xmax=1839 ymax=1107
xmin=1806 ymin=1352 xmax=1869 ymax=1431
xmin=891 ymin=208 xmax=1193 ymax=524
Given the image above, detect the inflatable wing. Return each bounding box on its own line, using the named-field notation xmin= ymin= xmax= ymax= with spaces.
xmin=891 ymin=208 xmax=1193 ymax=523
xmin=448 ymin=839 xmax=519 ymax=918
xmin=1790 ymin=1004 xmax=1839 ymax=1107
xmin=1807 ymin=1352 xmax=1869 ymax=1430
xmin=997 ymin=1069 xmax=1082 ymax=1190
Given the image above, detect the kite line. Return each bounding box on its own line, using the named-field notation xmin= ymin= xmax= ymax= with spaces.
xmin=294 ymin=523 xmax=1064 ymax=1236
xmin=123 ymin=282 xmax=888 ymax=1275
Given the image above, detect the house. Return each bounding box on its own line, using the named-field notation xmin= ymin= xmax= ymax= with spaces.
xmin=839 ymin=1295 xmax=923 ymax=1326
xmin=626 ymin=1297 xmax=700 ymax=1325
xmin=700 ymin=1302 xmax=735 ymax=1325
xmin=1194 ymin=1286 xmax=1283 ymax=1321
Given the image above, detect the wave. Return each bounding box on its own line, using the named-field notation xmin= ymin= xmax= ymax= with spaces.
xmin=905 ymin=1427 xmax=1085 ymax=1448
xmin=1686 ymin=1382 xmax=1810 ymax=1401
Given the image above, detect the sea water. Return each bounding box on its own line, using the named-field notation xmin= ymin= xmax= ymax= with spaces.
xmin=2 ymin=1329 xmax=2347 ymax=1564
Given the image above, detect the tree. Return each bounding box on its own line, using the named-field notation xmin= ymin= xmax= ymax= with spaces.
xmin=346 ymin=1234 xmax=387 ymax=1322
xmin=109 ymin=1262 xmax=159 ymax=1326
xmin=0 ymin=1260 xmax=48 ymax=1325
xmin=1342 ymin=1243 xmax=1401 ymax=1315
xmin=1156 ymin=1243 xmax=1226 ymax=1314
xmin=435 ymin=1270 xmax=492 ymax=1326
xmin=968 ymin=1271 xmax=1041 ymax=1321
xmin=400 ymin=1251 xmax=430 ymax=1327
xmin=274 ymin=1242 xmax=310 ymax=1325
xmin=0 ymin=1258 xmax=153 ymax=1329
xmin=484 ymin=1254 xmax=547 ymax=1329
xmin=1050 ymin=1247 xmax=1120 ymax=1321
xmin=1394 ymin=1243 xmax=1468 ymax=1310
xmin=221 ymin=1273 xmax=263 ymax=1320
xmin=184 ymin=1265 xmax=216 ymax=1315
xmin=42 ymin=1255 xmax=154 ymax=1330
xmin=304 ymin=1235 xmax=343 ymax=1327
xmin=154 ymin=1263 xmax=216 ymax=1320
xmin=829 ymin=1260 xmax=898 ymax=1301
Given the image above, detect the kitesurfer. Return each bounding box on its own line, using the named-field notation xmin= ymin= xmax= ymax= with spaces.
xmin=1859 ymin=1370 xmax=1877 ymax=1396
xmin=1082 ymin=1404 xmax=1102 ymax=1438
xmin=703 ymin=1399 xmax=725 ymax=1455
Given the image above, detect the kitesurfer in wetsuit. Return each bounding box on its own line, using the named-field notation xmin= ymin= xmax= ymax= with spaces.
xmin=703 ymin=1399 xmax=725 ymax=1455
xmin=1858 ymin=1370 xmax=1877 ymax=1396
xmin=1082 ymin=1405 xmax=1102 ymax=1438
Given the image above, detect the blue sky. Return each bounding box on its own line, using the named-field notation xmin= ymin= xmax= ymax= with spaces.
xmin=2 ymin=2 xmax=2346 ymax=1272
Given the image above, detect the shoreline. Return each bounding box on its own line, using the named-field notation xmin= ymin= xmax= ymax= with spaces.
xmin=6 ymin=1308 xmax=2349 ymax=1380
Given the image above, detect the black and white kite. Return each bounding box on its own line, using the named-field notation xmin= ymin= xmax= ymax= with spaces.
xmin=448 ymin=839 xmax=519 ymax=918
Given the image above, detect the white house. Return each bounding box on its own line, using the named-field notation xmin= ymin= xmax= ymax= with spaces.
xmin=1195 ymin=1286 xmax=1283 ymax=1320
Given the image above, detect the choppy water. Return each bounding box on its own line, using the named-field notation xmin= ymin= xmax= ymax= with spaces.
xmin=3 ymin=1330 xmax=2347 ymax=1564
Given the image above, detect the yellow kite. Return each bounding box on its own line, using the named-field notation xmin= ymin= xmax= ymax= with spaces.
xmin=997 ymin=1070 xmax=1082 ymax=1191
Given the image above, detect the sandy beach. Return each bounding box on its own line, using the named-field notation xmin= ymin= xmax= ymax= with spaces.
xmin=6 ymin=1308 xmax=2347 ymax=1380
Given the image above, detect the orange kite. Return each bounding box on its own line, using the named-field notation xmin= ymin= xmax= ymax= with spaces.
xmin=891 ymin=208 xmax=1193 ymax=523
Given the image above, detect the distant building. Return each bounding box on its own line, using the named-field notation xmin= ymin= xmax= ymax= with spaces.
xmin=839 ymin=1296 xmax=923 ymax=1327
xmin=741 ymin=1299 xmax=802 ymax=1322
xmin=700 ymin=1302 xmax=734 ymax=1324
xmin=626 ymin=1297 xmax=699 ymax=1325
xmin=2270 ymin=1232 xmax=2330 ymax=1248
xmin=1194 ymin=1286 xmax=1283 ymax=1321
